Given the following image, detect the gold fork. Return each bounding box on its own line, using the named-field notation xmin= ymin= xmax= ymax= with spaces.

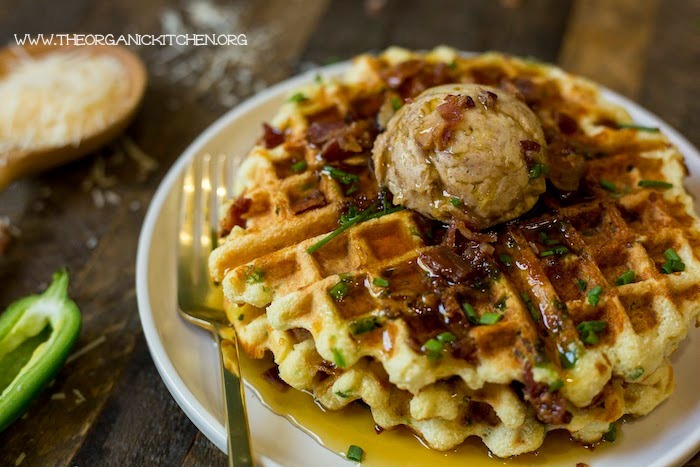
xmin=177 ymin=153 xmax=253 ymax=467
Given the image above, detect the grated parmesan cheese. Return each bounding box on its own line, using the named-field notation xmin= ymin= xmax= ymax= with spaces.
xmin=0 ymin=49 xmax=130 ymax=153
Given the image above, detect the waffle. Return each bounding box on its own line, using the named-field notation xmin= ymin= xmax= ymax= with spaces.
xmin=209 ymin=47 xmax=700 ymax=457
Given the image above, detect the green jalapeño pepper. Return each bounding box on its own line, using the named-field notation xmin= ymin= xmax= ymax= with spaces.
xmin=0 ymin=269 xmax=81 ymax=432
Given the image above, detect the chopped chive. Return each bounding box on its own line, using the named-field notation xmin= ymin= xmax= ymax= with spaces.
xmin=350 ymin=316 xmax=381 ymax=335
xmin=436 ymin=331 xmax=456 ymax=343
xmin=577 ymin=320 xmax=607 ymax=345
xmin=372 ymin=277 xmax=389 ymax=287
xmin=544 ymin=238 xmax=561 ymax=246
xmin=499 ymin=253 xmax=513 ymax=267
xmin=520 ymin=292 xmax=540 ymax=322
xmin=288 ymin=92 xmax=307 ymax=103
xmin=539 ymin=231 xmax=549 ymax=242
xmin=603 ymin=423 xmax=617 ymax=442
xmin=479 ymin=312 xmax=503 ymax=325
xmin=540 ymin=246 xmax=569 ymax=257
xmin=322 ymin=165 xmax=360 ymax=185
xmin=462 ymin=303 xmax=479 ymax=324
xmin=559 ymin=344 xmax=579 ymax=369
xmin=290 ymin=160 xmax=307 ymax=173
xmin=306 ymin=199 xmax=403 ymax=254
xmin=422 ymin=338 xmax=444 ymax=360
xmin=335 ymin=390 xmax=352 ymax=398
xmin=587 ymin=285 xmax=603 ymax=306
xmin=345 ymin=184 xmax=358 ymax=195
xmin=329 ymin=280 xmax=350 ymax=301
xmin=617 ymin=123 xmax=659 ymax=132
xmin=599 ymin=179 xmax=617 ymax=193
xmin=314 ymin=74 xmax=323 ymax=84
xmin=629 ymin=366 xmax=645 ymax=380
xmin=346 ymin=445 xmax=364 ymax=463
xmin=237 ymin=314 xmax=245 ymax=321
xmin=450 ymin=197 xmax=463 ymax=208
xmin=495 ymin=295 xmax=507 ymax=310
xmin=577 ymin=279 xmax=587 ymax=291
xmin=390 ymin=96 xmax=403 ymax=110
xmin=638 ymin=179 xmax=673 ymax=189
xmin=409 ymin=227 xmax=421 ymax=237
xmin=615 ymin=269 xmax=635 ymax=286
xmin=447 ymin=60 xmax=457 ymax=70
xmin=661 ymin=248 xmax=685 ymax=274
xmin=332 ymin=348 xmax=347 ymax=368
xmin=548 ymin=379 xmax=564 ymax=392
xmin=245 ymin=267 xmax=265 ymax=284
xmin=529 ymin=163 xmax=548 ymax=179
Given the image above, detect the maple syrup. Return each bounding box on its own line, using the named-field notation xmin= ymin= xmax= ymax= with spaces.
xmin=241 ymin=353 xmax=610 ymax=466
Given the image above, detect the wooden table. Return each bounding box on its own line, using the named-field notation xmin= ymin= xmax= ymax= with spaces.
xmin=0 ymin=0 xmax=698 ymax=465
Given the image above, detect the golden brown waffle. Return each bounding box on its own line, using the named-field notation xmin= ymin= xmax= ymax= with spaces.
xmin=209 ymin=47 xmax=699 ymax=457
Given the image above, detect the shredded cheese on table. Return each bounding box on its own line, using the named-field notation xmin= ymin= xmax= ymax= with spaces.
xmin=0 ymin=49 xmax=130 ymax=153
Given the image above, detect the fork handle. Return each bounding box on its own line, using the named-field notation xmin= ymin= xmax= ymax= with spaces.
xmin=215 ymin=330 xmax=254 ymax=467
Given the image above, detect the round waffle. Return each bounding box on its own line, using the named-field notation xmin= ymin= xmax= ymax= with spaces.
xmin=209 ymin=47 xmax=699 ymax=457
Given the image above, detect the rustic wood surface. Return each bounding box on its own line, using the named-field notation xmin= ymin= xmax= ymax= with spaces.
xmin=0 ymin=0 xmax=698 ymax=465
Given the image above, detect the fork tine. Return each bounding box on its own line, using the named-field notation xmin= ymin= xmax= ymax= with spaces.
xmin=195 ymin=154 xmax=214 ymax=285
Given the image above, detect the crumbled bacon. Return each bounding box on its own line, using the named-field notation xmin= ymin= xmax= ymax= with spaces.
xmin=436 ymin=95 xmax=475 ymax=124
xmin=521 ymin=363 xmax=572 ymax=425
xmin=381 ymin=60 xmax=453 ymax=98
xmin=477 ymin=90 xmax=498 ymax=110
xmin=351 ymin=93 xmax=386 ymax=119
xmin=219 ymin=195 xmax=251 ymax=236
xmin=290 ymin=189 xmax=327 ymax=214
xmin=418 ymin=245 xmax=473 ymax=283
xmin=308 ymin=119 xmax=378 ymax=161
xmin=556 ymin=112 xmax=579 ymax=135
xmin=262 ymin=123 xmax=285 ymax=149
xmin=520 ymin=140 xmax=541 ymax=152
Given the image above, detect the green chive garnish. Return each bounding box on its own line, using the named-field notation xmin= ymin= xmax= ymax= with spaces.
xmin=540 ymin=246 xmax=569 ymax=257
xmin=422 ymin=338 xmax=444 ymax=360
xmin=335 ymin=390 xmax=351 ymax=398
xmin=559 ymin=344 xmax=579 ymax=369
xmin=237 ymin=314 xmax=244 ymax=321
xmin=629 ymin=366 xmax=645 ymax=380
xmin=600 ymin=179 xmax=617 ymax=192
xmin=479 ymin=313 xmax=503 ymax=325
xmin=245 ymin=268 xmax=265 ymax=284
xmin=577 ymin=279 xmax=587 ymax=291
xmin=603 ymin=423 xmax=617 ymax=442
xmin=436 ymin=331 xmax=456 ymax=343
xmin=462 ymin=303 xmax=479 ymax=324
xmin=586 ymin=285 xmax=603 ymax=306
xmin=346 ymin=445 xmax=364 ymax=463
xmin=322 ymin=165 xmax=360 ymax=185
xmin=661 ymin=248 xmax=685 ymax=274
xmin=290 ymin=161 xmax=307 ymax=173
xmin=447 ymin=61 xmax=457 ymax=70
xmin=615 ymin=269 xmax=635 ymax=286
xmin=529 ymin=163 xmax=548 ymax=179
xmin=332 ymin=348 xmax=346 ymax=368
xmin=288 ymin=92 xmax=307 ymax=103
xmin=372 ymin=277 xmax=389 ymax=287
xmin=577 ymin=320 xmax=607 ymax=345
xmin=329 ymin=280 xmax=350 ymax=301
xmin=499 ymin=253 xmax=513 ymax=267
xmin=390 ymin=96 xmax=403 ymax=110
xmin=520 ymin=292 xmax=540 ymax=322
xmin=638 ymin=180 xmax=673 ymax=189
xmin=350 ymin=316 xmax=381 ymax=335
xmin=450 ymin=197 xmax=462 ymax=208
xmin=548 ymin=379 xmax=564 ymax=392
xmin=617 ymin=123 xmax=659 ymax=132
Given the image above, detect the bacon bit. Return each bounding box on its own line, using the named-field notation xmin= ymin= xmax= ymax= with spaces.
xmin=450 ymin=220 xmax=497 ymax=244
xmin=351 ymin=93 xmax=385 ymax=119
xmin=556 ymin=112 xmax=579 ymax=135
xmin=520 ymin=140 xmax=541 ymax=152
xmin=290 ymin=189 xmax=326 ymax=214
xmin=381 ymin=60 xmax=453 ymax=98
xmin=309 ymin=119 xmax=378 ymax=161
xmin=436 ymin=95 xmax=474 ymax=124
xmin=418 ymin=245 xmax=473 ymax=283
xmin=522 ymin=363 xmax=572 ymax=425
xmin=219 ymin=195 xmax=251 ymax=236
xmin=546 ymin=139 xmax=585 ymax=192
xmin=262 ymin=366 xmax=290 ymax=392
xmin=262 ymin=123 xmax=285 ymax=149
xmin=477 ymin=90 xmax=498 ymax=109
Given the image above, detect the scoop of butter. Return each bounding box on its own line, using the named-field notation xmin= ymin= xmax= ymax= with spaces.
xmin=373 ymin=83 xmax=547 ymax=229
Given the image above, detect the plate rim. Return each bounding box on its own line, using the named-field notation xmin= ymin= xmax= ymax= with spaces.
xmin=135 ymin=58 xmax=700 ymax=466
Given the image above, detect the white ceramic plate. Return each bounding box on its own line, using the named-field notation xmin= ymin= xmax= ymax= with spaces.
xmin=136 ymin=61 xmax=700 ymax=467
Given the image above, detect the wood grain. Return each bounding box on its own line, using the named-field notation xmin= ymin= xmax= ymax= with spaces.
xmin=558 ymin=0 xmax=661 ymax=98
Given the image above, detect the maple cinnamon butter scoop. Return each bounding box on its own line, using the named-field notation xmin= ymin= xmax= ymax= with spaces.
xmin=373 ymin=83 xmax=548 ymax=229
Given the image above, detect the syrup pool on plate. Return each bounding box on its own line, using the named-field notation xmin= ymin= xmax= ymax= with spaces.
xmin=240 ymin=353 xmax=611 ymax=466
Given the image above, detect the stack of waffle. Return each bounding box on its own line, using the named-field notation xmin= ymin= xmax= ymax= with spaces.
xmin=209 ymin=47 xmax=700 ymax=457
